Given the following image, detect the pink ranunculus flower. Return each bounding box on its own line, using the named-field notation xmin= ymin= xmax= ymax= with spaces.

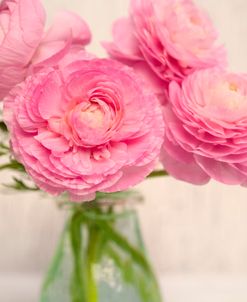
xmin=103 ymin=17 xmax=167 ymax=104
xmin=104 ymin=0 xmax=226 ymax=84
xmin=0 ymin=0 xmax=91 ymax=100
xmin=161 ymin=68 xmax=247 ymax=186
xmin=4 ymin=56 xmax=164 ymax=202
xmin=31 ymin=11 xmax=91 ymax=69
xmin=0 ymin=0 xmax=45 ymax=99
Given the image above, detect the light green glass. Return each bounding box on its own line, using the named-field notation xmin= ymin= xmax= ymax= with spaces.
xmin=40 ymin=196 xmax=162 ymax=302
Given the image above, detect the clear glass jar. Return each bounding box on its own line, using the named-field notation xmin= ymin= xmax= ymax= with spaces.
xmin=40 ymin=195 xmax=162 ymax=302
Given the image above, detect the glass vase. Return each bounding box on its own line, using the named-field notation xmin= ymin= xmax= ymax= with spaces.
xmin=40 ymin=194 xmax=162 ymax=302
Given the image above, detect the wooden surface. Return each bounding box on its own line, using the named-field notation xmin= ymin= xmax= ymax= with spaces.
xmin=1 ymin=0 xmax=247 ymax=287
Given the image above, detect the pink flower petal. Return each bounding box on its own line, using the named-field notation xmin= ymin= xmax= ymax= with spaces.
xmin=37 ymin=72 xmax=63 ymax=119
xmin=4 ymin=57 xmax=164 ymax=202
xmin=43 ymin=11 xmax=91 ymax=46
xmin=195 ymin=155 xmax=246 ymax=185
xmin=35 ymin=130 xmax=69 ymax=153
xmin=103 ymin=17 xmax=142 ymax=61
xmin=0 ymin=0 xmax=45 ymax=98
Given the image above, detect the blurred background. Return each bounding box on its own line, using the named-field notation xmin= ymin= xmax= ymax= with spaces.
xmin=1 ymin=0 xmax=247 ymax=301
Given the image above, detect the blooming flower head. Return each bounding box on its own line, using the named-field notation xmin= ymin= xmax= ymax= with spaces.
xmin=161 ymin=68 xmax=247 ymax=185
xmin=0 ymin=0 xmax=45 ymax=99
xmin=31 ymin=11 xmax=91 ymax=69
xmin=104 ymin=0 xmax=226 ymax=86
xmin=0 ymin=0 xmax=91 ymax=99
xmin=4 ymin=55 xmax=164 ymax=201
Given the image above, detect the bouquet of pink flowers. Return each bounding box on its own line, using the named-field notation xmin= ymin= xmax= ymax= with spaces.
xmin=0 ymin=0 xmax=245 ymax=301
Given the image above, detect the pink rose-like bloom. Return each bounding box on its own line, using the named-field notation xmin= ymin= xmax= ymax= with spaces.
xmin=31 ymin=11 xmax=91 ymax=69
xmin=103 ymin=17 xmax=166 ymax=103
xmin=161 ymin=68 xmax=247 ymax=186
xmin=0 ymin=0 xmax=45 ymax=99
xmin=0 ymin=0 xmax=91 ymax=99
xmin=4 ymin=56 xmax=164 ymax=201
xmin=104 ymin=0 xmax=226 ymax=85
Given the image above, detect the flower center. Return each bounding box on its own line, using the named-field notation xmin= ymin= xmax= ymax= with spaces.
xmin=163 ymin=1 xmax=215 ymax=58
xmin=209 ymin=81 xmax=245 ymax=110
xmin=229 ymin=83 xmax=238 ymax=92
xmin=199 ymin=78 xmax=247 ymax=123
xmin=79 ymin=100 xmax=104 ymax=129
xmin=64 ymin=92 xmax=122 ymax=148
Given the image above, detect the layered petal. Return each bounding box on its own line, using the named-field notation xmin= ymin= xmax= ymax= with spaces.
xmin=105 ymin=0 xmax=227 ymax=100
xmin=161 ymin=69 xmax=247 ymax=186
xmin=0 ymin=0 xmax=45 ymax=98
xmin=4 ymin=55 xmax=164 ymax=202
xmin=31 ymin=11 xmax=91 ymax=68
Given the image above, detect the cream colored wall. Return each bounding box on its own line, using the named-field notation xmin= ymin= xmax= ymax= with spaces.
xmin=0 ymin=0 xmax=247 ymax=275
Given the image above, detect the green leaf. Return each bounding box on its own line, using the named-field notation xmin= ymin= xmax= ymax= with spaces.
xmin=4 ymin=177 xmax=38 ymax=191
xmin=0 ymin=121 xmax=8 ymax=132
xmin=147 ymin=170 xmax=168 ymax=178
xmin=0 ymin=151 xmax=7 ymax=156
xmin=0 ymin=160 xmax=25 ymax=172
xmin=0 ymin=142 xmax=9 ymax=150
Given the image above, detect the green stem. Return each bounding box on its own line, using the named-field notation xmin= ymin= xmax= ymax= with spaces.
xmin=69 ymin=204 xmax=162 ymax=302
xmin=105 ymin=245 xmax=161 ymax=302
xmin=69 ymin=212 xmax=87 ymax=302
xmin=93 ymin=217 xmax=162 ymax=301
xmin=82 ymin=209 xmax=156 ymax=276
xmin=86 ymin=225 xmax=99 ymax=302
xmin=81 ymin=209 xmax=132 ymax=222
xmin=90 ymin=218 xmax=154 ymax=276
xmin=147 ymin=170 xmax=168 ymax=178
